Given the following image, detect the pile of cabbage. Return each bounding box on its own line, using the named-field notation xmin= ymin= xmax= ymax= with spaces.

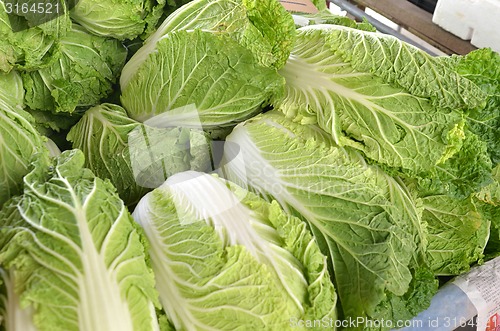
xmin=1 ymin=0 xmax=499 ymax=330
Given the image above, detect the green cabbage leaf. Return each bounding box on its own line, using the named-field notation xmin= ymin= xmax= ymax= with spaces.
xmin=0 ymin=0 xmax=71 ymax=73
xmin=70 ymin=0 xmax=166 ymax=40
xmin=22 ymin=24 xmax=127 ymax=114
xmin=0 ymin=70 xmax=45 ymax=207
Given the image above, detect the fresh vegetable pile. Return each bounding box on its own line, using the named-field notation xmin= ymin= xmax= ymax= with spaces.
xmin=1 ymin=0 xmax=499 ymax=330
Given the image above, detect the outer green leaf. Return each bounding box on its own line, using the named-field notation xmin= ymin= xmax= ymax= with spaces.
xmin=451 ymin=48 xmax=500 ymax=165
xmin=121 ymin=0 xmax=295 ymax=88
xmin=371 ymin=268 xmax=438 ymax=330
xmin=70 ymin=0 xmax=166 ymax=40
xmin=0 ymin=150 xmax=160 ymax=331
xmin=221 ymin=111 xmax=428 ymax=328
xmin=22 ymin=24 xmax=127 ymax=113
xmin=410 ymin=130 xmax=493 ymax=199
xmin=67 ymin=103 xmax=212 ymax=207
xmin=133 ymin=171 xmax=337 ymax=330
xmin=25 ymin=108 xmax=81 ymax=135
xmin=477 ymin=164 xmax=500 ymax=206
xmin=421 ymin=195 xmax=488 ymax=275
xmin=121 ymin=29 xmax=284 ymax=132
xmin=480 ymin=202 xmax=500 ymax=259
xmin=321 ymin=25 xmax=486 ymax=111
xmin=0 ymin=72 xmax=45 ymax=208
xmin=476 ymin=165 xmax=500 ymax=258
xmin=309 ymin=0 xmax=327 ymax=11
xmin=238 ymin=0 xmax=296 ymax=69
xmin=274 ymin=26 xmax=467 ymax=175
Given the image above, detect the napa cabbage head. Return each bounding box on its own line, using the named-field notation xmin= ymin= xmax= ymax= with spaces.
xmin=132 ymin=171 xmax=337 ymax=330
xmin=0 ymin=0 xmax=71 ymax=72
xmin=121 ymin=0 xmax=295 ymax=89
xmin=0 ymin=150 xmax=161 ymax=331
xmin=21 ymin=24 xmax=127 ymax=114
xmin=446 ymin=48 xmax=500 ymax=166
xmin=70 ymin=0 xmax=166 ymax=40
xmin=220 ymin=111 xmax=437 ymax=329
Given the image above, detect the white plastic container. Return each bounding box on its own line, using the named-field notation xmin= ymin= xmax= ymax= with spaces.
xmin=432 ymin=0 xmax=500 ymax=53
xmin=396 ymin=257 xmax=500 ymax=331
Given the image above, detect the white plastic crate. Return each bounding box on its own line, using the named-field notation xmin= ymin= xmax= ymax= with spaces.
xmin=432 ymin=0 xmax=500 ymax=53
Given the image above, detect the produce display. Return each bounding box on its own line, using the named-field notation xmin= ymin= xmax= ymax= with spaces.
xmin=0 ymin=0 xmax=499 ymax=330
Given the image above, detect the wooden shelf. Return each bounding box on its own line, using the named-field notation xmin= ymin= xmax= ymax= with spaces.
xmin=348 ymin=0 xmax=477 ymax=55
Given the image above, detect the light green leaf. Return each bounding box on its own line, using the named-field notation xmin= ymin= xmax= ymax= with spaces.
xmin=451 ymin=48 xmax=500 ymax=165
xmin=121 ymin=29 xmax=284 ymax=133
xmin=0 ymin=70 xmax=23 ymax=107
xmin=407 ymin=130 xmax=493 ymax=199
xmin=0 ymin=150 xmax=160 ymax=331
xmin=477 ymin=165 xmax=500 ymax=206
xmin=0 ymin=0 xmax=71 ymax=72
xmin=422 ymin=195 xmax=488 ymax=275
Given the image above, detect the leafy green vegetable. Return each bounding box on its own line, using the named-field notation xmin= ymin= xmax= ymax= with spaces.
xmin=0 ymin=150 xmax=160 ymax=331
xmin=323 ymin=27 xmax=485 ymax=111
xmin=121 ymin=0 xmax=295 ymax=89
xmin=0 ymin=1 xmax=498 ymax=328
xmin=308 ymin=0 xmax=327 ymax=11
xmin=22 ymin=24 xmax=127 ymax=114
xmin=0 ymin=0 xmax=71 ymax=72
xmin=67 ymin=103 xmax=212 ymax=206
xmin=70 ymin=0 xmax=166 ymax=40
xmin=449 ymin=48 xmax=500 ymax=165
xmin=476 ymin=165 xmax=500 ymax=258
xmin=133 ymin=170 xmax=337 ymax=330
xmin=408 ymin=130 xmax=493 ymax=199
xmin=420 ymin=195 xmax=488 ymax=275
xmin=274 ymin=25 xmax=486 ymax=175
xmin=121 ymin=29 xmax=284 ymax=134
xmin=221 ymin=111 xmax=432 ymax=328
xmin=25 ymin=107 xmax=81 ymax=135
xmin=0 ymin=70 xmax=45 ymax=208
xmin=477 ymin=164 xmax=500 ymax=206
